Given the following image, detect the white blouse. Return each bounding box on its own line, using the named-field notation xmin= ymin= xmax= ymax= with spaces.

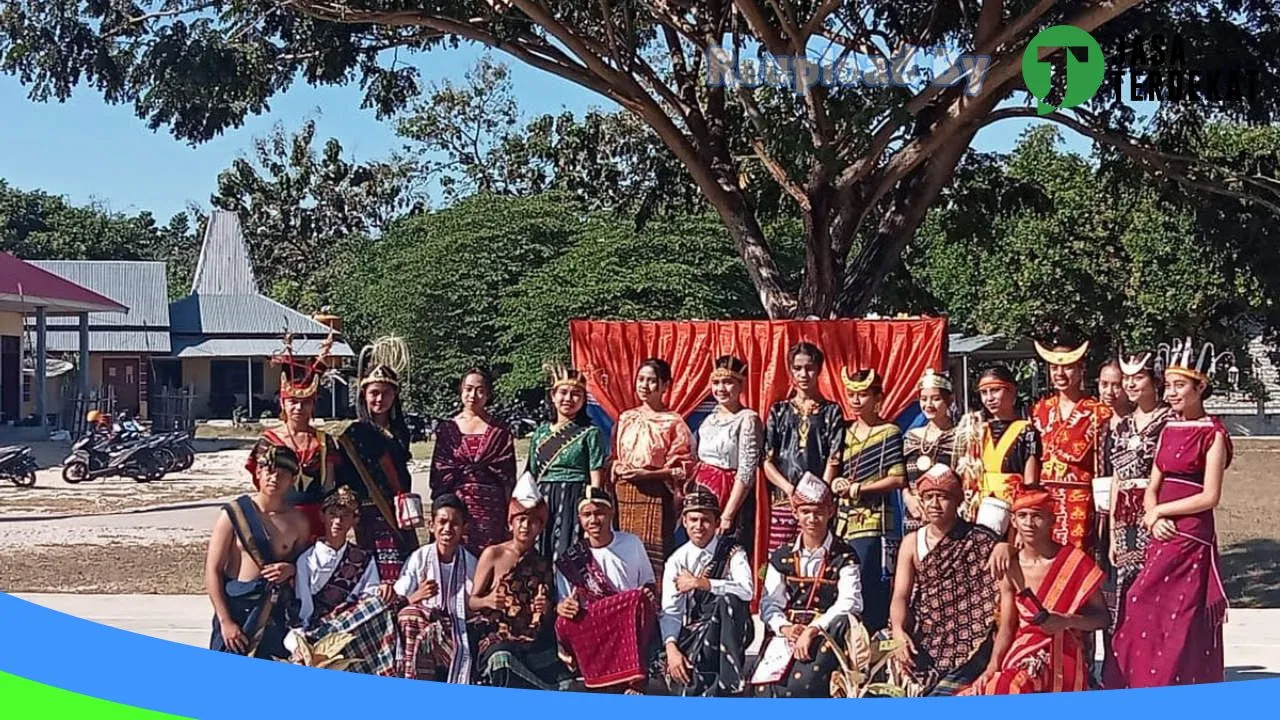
xmin=695 ymin=408 xmax=763 ymax=488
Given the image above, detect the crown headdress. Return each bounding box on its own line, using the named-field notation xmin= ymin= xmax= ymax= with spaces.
xmin=710 ymin=360 xmax=745 ymax=383
xmin=916 ymin=368 xmax=952 ymax=392
xmin=1034 ymin=339 xmax=1089 ymax=366
xmin=358 ymin=336 xmax=410 ymax=389
xmin=841 ymin=367 xmax=877 ymax=393
xmin=543 ymin=361 xmax=586 ymax=391
xmin=272 ymin=327 xmax=335 ymax=400
xmin=1156 ymin=337 xmax=1237 ymax=386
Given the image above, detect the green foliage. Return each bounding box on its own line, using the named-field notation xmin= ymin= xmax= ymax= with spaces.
xmin=212 ymin=119 xmax=415 ymax=311
xmin=0 ymin=180 xmax=198 ymax=298
xmin=330 ymin=193 xmax=581 ymax=414
xmin=905 ymin=124 xmax=1275 ymax=362
xmin=330 ymin=193 xmax=770 ymax=415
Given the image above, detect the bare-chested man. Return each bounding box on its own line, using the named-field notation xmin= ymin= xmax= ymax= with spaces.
xmin=466 ymin=475 xmax=563 ymax=688
xmin=206 ymin=443 xmax=310 ymax=659
xmin=961 ymin=489 xmax=1108 ymax=694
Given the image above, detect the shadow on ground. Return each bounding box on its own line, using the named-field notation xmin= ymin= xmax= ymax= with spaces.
xmin=1221 ymin=539 xmax=1280 ymax=609
xmin=1227 ymin=665 xmax=1280 ymax=681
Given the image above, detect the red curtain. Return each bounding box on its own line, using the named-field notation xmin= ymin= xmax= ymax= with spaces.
xmin=569 ymin=318 xmax=949 ymax=579
xmin=568 ymin=318 xmax=948 ymax=422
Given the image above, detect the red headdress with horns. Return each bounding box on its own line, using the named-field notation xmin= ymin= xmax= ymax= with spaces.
xmin=272 ymin=328 xmax=336 ymax=401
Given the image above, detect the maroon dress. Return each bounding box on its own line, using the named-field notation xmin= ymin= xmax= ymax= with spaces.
xmin=430 ymin=421 xmax=517 ymax=556
xmin=1105 ymin=416 xmax=1232 ymax=688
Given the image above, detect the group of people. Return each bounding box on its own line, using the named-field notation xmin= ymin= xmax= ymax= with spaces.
xmin=204 ymin=330 xmax=1233 ymax=698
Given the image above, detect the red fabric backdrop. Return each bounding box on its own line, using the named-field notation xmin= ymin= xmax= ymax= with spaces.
xmin=568 ymin=318 xmax=949 ymax=579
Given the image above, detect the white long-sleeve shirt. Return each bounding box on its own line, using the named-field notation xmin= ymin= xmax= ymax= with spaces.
xmin=659 ymin=535 xmax=755 ymax=644
xmin=295 ymin=540 xmax=379 ymax=627
xmin=758 ymin=532 xmax=863 ymax=634
xmin=554 ymin=531 xmax=654 ymax=601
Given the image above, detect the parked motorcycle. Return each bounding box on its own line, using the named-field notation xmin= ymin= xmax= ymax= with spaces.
xmin=152 ymin=431 xmax=195 ymax=473
xmin=0 ymin=445 xmax=38 ymax=487
xmin=62 ymin=432 xmax=167 ymax=484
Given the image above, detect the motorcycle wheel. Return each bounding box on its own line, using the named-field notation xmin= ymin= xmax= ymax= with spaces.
xmin=174 ymin=448 xmax=195 ymax=472
xmin=154 ymin=447 xmax=177 ymax=473
xmin=13 ymin=471 xmax=37 ymax=488
xmin=62 ymin=461 xmax=89 ymax=484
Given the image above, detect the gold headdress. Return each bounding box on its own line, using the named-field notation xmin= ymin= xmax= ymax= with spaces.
xmin=273 ymin=328 xmax=335 ymax=400
xmin=916 ymin=368 xmax=952 ymax=392
xmin=1158 ymin=337 xmax=1237 ymax=386
xmin=710 ymin=364 xmax=745 ymax=383
xmin=358 ymin=336 xmax=410 ymax=389
xmin=543 ymin=361 xmax=586 ymax=391
xmin=841 ymin=367 xmax=877 ymax=393
xmin=1034 ymin=339 xmax=1089 ymax=366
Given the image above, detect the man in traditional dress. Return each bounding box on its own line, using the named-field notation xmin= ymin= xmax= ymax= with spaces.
xmin=554 ymin=487 xmax=658 ymax=694
xmin=206 ymin=444 xmax=309 ymax=660
xmin=961 ymin=489 xmax=1108 ymax=695
xmin=285 ymin=485 xmax=401 ymax=676
xmin=468 ymin=474 xmax=565 ymax=689
xmin=751 ymin=473 xmax=863 ymax=698
xmin=335 ymin=337 xmax=420 ymax=583
xmin=395 ymin=493 xmax=478 ymax=683
xmin=658 ymin=488 xmax=755 ymax=697
xmin=250 ymin=332 xmax=341 ymax=542
xmin=1031 ymin=338 xmax=1112 ymax=554
xmin=888 ymin=464 xmax=1014 ymax=696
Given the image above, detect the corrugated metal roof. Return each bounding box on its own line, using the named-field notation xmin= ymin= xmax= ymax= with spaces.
xmin=169 ymin=294 xmax=337 ymax=335
xmin=190 ymin=210 xmax=258 ymax=295
xmin=28 ymin=260 xmax=170 ymax=329
xmin=171 ymin=336 xmax=354 ymax=358
xmin=40 ymin=329 xmax=171 ymax=353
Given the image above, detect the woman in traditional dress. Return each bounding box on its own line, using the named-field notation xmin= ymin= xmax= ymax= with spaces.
xmin=337 ymin=337 xmax=419 ymax=583
xmin=832 ymin=367 xmax=907 ymax=633
xmin=902 ymin=369 xmax=956 ymax=533
xmin=690 ymin=355 xmax=762 ymax=536
xmin=612 ymin=358 xmax=697 ymax=581
xmin=1099 ymin=352 xmax=1168 ymax=669
xmin=431 ymin=369 xmax=518 ymax=556
xmin=1107 ymin=340 xmax=1232 ymax=688
xmin=526 ymin=364 xmax=606 ymax=564
xmin=761 ymin=342 xmax=846 ymax=554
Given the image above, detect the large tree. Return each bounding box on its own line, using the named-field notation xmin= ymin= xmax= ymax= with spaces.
xmin=212 ymin=119 xmax=415 ymax=309
xmin=4 ymin=2 xmax=1277 ymax=317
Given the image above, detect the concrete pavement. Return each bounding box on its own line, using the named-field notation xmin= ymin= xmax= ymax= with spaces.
xmin=12 ymin=593 xmax=1280 ymax=682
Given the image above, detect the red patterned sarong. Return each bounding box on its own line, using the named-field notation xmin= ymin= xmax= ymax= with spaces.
xmin=555 ymin=588 xmax=656 ymax=689
xmin=691 ymin=464 xmax=734 ymax=508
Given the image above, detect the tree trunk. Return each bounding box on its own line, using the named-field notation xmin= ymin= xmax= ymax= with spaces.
xmin=797 ymin=184 xmax=839 ymax=317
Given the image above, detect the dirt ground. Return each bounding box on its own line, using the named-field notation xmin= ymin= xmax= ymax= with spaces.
xmin=1 ymin=437 xmax=1275 ymax=605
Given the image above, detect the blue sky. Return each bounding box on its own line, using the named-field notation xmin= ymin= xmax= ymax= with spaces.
xmin=0 ymin=43 xmax=1081 ymax=222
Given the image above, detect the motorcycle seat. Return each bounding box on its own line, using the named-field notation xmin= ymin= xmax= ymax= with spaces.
xmin=0 ymin=445 xmax=28 ymax=455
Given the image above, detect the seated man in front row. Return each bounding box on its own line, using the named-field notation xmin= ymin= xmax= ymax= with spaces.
xmin=286 ymin=485 xmax=400 ymax=676
xmin=888 ymin=463 xmax=1014 ymax=696
xmin=961 ymin=489 xmax=1108 ymax=695
xmin=206 ymin=444 xmax=309 ymax=660
xmin=468 ymin=474 xmax=565 ymax=689
xmin=554 ymin=486 xmax=658 ymax=695
xmin=752 ymin=473 xmax=863 ymax=698
xmin=659 ymin=488 xmax=755 ymax=696
xmin=395 ymin=493 xmax=478 ymax=683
